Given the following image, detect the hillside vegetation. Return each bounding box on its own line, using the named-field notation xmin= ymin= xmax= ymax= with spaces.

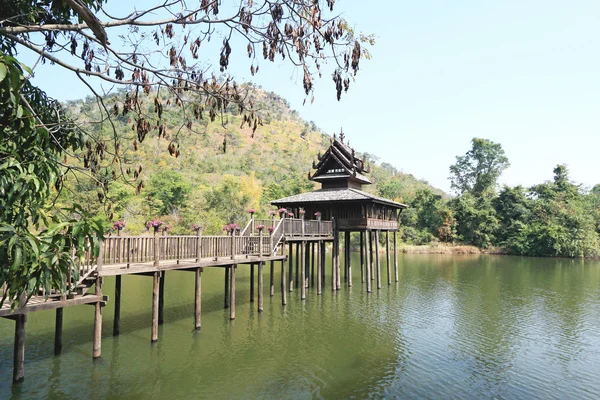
xmin=57 ymin=84 xmax=440 ymax=235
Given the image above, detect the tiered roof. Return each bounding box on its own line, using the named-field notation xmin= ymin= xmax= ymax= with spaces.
xmin=309 ymin=131 xmax=371 ymax=185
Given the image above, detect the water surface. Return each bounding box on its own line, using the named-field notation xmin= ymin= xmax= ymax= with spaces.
xmin=1 ymin=254 xmax=599 ymax=399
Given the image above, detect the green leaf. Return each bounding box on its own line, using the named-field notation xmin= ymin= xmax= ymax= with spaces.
xmin=0 ymin=63 xmax=7 ymax=82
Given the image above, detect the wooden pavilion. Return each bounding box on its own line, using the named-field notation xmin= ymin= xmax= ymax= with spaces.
xmin=271 ymin=132 xmax=407 ymax=292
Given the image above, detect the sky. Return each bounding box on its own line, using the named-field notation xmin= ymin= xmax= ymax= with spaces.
xmin=19 ymin=0 xmax=600 ymax=193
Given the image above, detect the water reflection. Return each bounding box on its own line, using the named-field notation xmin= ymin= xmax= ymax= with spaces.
xmin=0 ymin=254 xmax=599 ymax=399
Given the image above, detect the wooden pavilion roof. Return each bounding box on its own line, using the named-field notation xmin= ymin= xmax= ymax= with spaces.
xmin=309 ymin=132 xmax=371 ymax=185
xmin=271 ymin=187 xmax=407 ymax=209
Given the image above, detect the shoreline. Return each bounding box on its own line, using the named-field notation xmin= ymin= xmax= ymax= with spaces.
xmin=400 ymin=244 xmax=504 ymax=255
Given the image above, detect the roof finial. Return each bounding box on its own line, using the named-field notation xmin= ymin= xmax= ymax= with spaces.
xmin=339 ymin=127 xmax=345 ymax=143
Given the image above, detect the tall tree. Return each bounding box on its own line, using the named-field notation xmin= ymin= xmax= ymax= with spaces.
xmin=449 ymin=138 xmax=510 ymax=196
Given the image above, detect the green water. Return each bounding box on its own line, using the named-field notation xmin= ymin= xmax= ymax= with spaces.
xmin=1 ymin=254 xmax=600 ymax=399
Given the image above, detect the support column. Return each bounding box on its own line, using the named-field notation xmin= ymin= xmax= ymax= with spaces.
xmin=54 ymin=308 xmax=63 ymax=355
xmin=375 ymin=231 xmax=381 ymax=290
xmin=258 ymin=262 xmax=264 ymax=312
xmin=13 ymin=313 xmax=26 ymax=383
xmin=345 ymin=231 xmax=352 ymax=287
xmin=394 ymin=231 xmax=399 ymax=282
xmin=113 ymin=275 xmax=121 ymax=336
xmin=295 ymin=243 xmax=300 ymax=289
xmin=93 ymin=277 xmax=103 ymax=357
xmin=317 ymin=241 xmax=322 ymax=295
xmin=304 ymin=241 xmax=310 ymax=289
xmin=336 ymin=232 xmax=341 ymax=291
xmin=369 ymin=231 xmax=374 ymax=281
xmin=386 ymin=231 xmax=392 ymax=285
xmin=250 ymin=264 xmax=255 ymax=303
xmin=311 ymin=242 xmax=315 ymax=288
xmin=365 ymin=230 xmax=372 ymax=293
xmin=281 ymin=259 xmax=287 ymax=306
xmin=331 ymin=236 xmax=336 ymax=292
xmin=194 ymin=267 xmax=202 ymax=330
xmin=151 ymin=273 xmax=159 ymax=342
xmin=270 ymin=260 xmax=275 ymax=297
xmin=224 ymin=266 xmax=229 ymax=309
xmin=301 ymin=242 xmax=306 ymax=300
xmin=158 ymin=272 xmax=165 ymax=325
xmin=289 ymin=242 xmax=294 ymax=292
xmin=230 ymin=266 xmax=236 ymax=320
xmin=321 ymin=241 xmax=326 ymax=290
xmin=360 ymin=231 xmax=365 ymax=283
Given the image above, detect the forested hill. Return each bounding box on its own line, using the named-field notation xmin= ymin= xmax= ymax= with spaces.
xmin=58 ymin=84 xmax=442 ymax=235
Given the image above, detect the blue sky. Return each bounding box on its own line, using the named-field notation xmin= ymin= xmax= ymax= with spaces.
xmin=21 ymin=0 xmax=600 ymax=193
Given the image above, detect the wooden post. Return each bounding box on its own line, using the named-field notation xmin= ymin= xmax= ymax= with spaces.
xmin=250 ymin=264 xmax=255 ymax=303
xmin=230 ymin=266 xmax=236 ymax=320
xmin=54 ymin=308 xmax=63 ymax=355
xmin=320 ymin=240 xmax=326 ymax=290
xmin=336 ymin=232 xmax=341 ymax=291
xmin=158 ymin=272 xmax=165 ymax=325
xmin=345 ymin=231 xmax=352 ymax=287
xmin=151 ymin=273 xmax=159 ymax=342
xmin=258 ymin=262 xmax=264 ymax=312
xmin=224 ymin=266 xmax=230 ymax=309
xmin=365 ymin=230 xmax=372 ymax=293
xmin=317 ymin=241 xmax=322 ymax=295
xmin=92 ymin=278 xmax=103 ymax=359
xmin=113 ymin=275 xmax=121 ymax=336
xmin=270 ymin=260 xmax=275 ymax=297
xmin=375 ymin=231 xmax=381 ymax=290
xmin=394 ymin=231 xmax=399 ymax=282
xmin=360 ymin=231 xmax=365 ymax=283
xmin=281 ymin=259 xmax=287 ymax=305
xmin=13 ymin=313 xmax=26 ymax=383
xmin=194 ymin=267 xmax=202 ymax=330
xmin=295 ymin=242 xmax=300 ymax=289
xmin=311 ymin=242 xmax=315 ymax=288
xmin=331 ymin=237 xmax=336 ymax=292
xmin=301 ymin=242 xmax=306 ymax=300
xmin=386 ymin=231 xmax=392 ymax=285
xmin=195 ymin=227 xmax=203 ymax=262
xmin=288 ymin=242 xmax=294 ymax=292
xmin=369 ymin=230 xmax=374 ymax=281
xmin=153 ymin=230 xmax=159 ymax=268
xmin=304 ymin=240 xmax=310 ymax=289
xmin=230 ymin=231 xmax=235 ymax=260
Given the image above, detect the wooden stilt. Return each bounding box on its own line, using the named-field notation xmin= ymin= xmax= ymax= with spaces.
xmin=289 ymin=242 xmax=294 ymax=292
xmin=281 ymin=259 xmax=287 ymax=306
xmin=151 ymin=273 xmax=159 ymax=342
xmin=311 ymin=242 xmax=315 ymax=288
xmin=332 ymin=237 xmax=336 ymax=292
xmin=250 ymin=264 xmax=255 ymax=303
xmin=13 ymin=314 xmax=26 ymax=383
xmin=295 ymin=243 xmax=300 ymax=289
xmin=258 ymin=262 xmax=264 ymax=312
xmin=375 ymin=231 xmax=381 ymax=289
xmin=54 ymin=308 xmax=63 ymax=355
xmin=365 ymin=230 xmax=372 ymax=293
xmin=346 ymin=231 xmax=352 ymax=287
xmin=93 ymin=277 xmax=103 ymax=357
xmin=301 ymin=242 xmax=306 ymax=300
xmin=335 ymin=229 xmax=341 ymax=290
xmin=113 ymin=275 xmax=121 ymax=336
xmin=386 ymin=231 xmax=392 ymax=285
xmin=304 ymin=241 xmax=310 ymax=289
xmin=394 ymin=231 xmax=399 ymax=282
xmin=194 ymin=267 xmax=202 ymax=330
xmin=317 ymin=241 xmax=322 ymax=295
xmin=158 ymin=271 xmax=165 ymax=325
xmin=360 ymin=231 xmax=365 ymax=283
xmin=369 ymin=231 xmax=374 ymax=281
xmin=224 ymin=266 xmax=229 ymax=309
xmin=230 ymin=266 xmax=236 ymax=320
xmin=270 ymin=260 xmax=275 ymax=297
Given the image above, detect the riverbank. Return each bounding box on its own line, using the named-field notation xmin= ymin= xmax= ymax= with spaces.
xmin=400 ymin=243 xmax=504 ymax=255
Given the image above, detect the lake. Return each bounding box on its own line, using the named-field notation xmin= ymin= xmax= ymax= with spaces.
xmin=1 ymin=254 xmax=599 ymax=399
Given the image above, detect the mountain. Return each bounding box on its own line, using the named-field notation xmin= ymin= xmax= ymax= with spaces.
xmin=57 ymin=84 xmax=444 ymax=235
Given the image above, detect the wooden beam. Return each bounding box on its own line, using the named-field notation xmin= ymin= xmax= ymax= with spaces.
xmin=270 ymin=260 xmax=275 ymax=297
xmin=93 ymin=277 xmax=103 ymax=358
xmin=386 ymin=231 xmax=391 ymax=285
xmin=113 ymin=275 xmax=121 ymax=336
xmin=289 ymin=242 xmax=294 ymax=292
xmin=258 ymin=262 xmax=264 ymax=312
xmin=151 ymin=272 xmax=159 ymax=342
xmin=346 ymin=231 xmax=352 ymax=287
xmin=375 ymin=231 xmax=381 ymax=290
xmin=54 ymin=308 xmax=63 ymax=355
xmin=194 ymin=268 xmax=202 ymax=330
xmin=301 ymin=242 xmax=306 ymax=300
xmin=281 ymin=259 xmax=287 ymax=306
xmin=250 ymin=264 xmax=255 ymax=303
xmin=158 ymin=272 xmax=165 ymax=324
xmin=317 ymin=241 xmax=322 ymax=295
xmin=230 ymin=266 xmax=236 ymax=320
xmin=360 ymin=231 xmax=365 ymax=283
xmin=365 ymin=230 xmax=372 ymax=293
xmin=394 ymin=231 xmax=399 ymax=282
xmin=224 ymin=266 xmax=229 ymax=309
